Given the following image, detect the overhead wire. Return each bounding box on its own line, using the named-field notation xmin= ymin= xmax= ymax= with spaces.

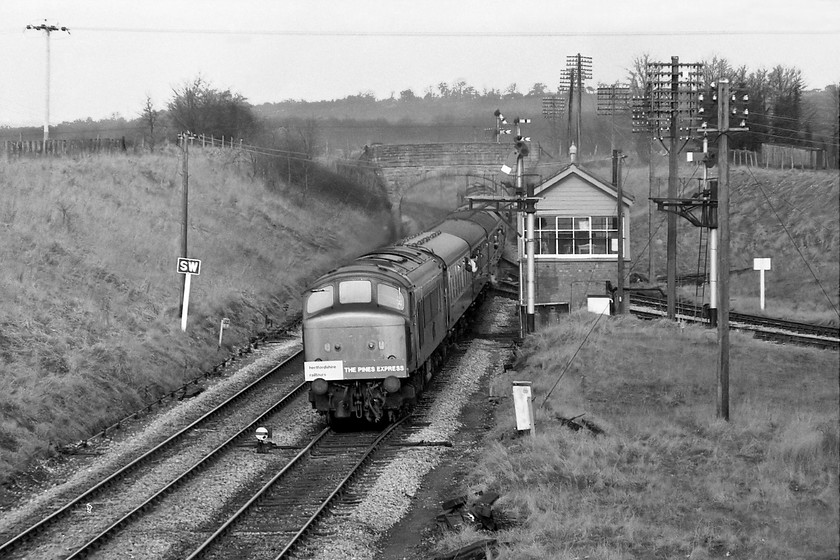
xmin=50 ymin=27 xmax=840 ymax=38
xmin=744 ymin=165 xmax=839 ymax=318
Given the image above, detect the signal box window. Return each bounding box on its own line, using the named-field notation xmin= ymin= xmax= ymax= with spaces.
xmin=339 ymin=280 xmax=372 ymax=304
xmin=306 ymin=285 xmax=334 ymax=314
xmin=538 ymin=215 xmax=618 ymax=256
xmin=377 ymin=284 xmax=405 ymax=310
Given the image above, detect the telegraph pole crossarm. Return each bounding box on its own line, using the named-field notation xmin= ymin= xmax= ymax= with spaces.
xmin=560 ymin=54 xmax=592 ymax=156
xmin=597 ymin=83 xmax=631 ymax=152
xmin=632 ymin=57 xmax=703 ymax=320
xmin=25 ymin=20 xmax=70 ymax=144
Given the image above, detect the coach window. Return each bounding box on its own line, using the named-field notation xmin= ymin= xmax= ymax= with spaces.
xmin=377 ymin=283 xmax=405 ymax=310
xmin=339 ymin=280 xmax=372 ymax=304
xmin=306 ymin=285 xmax=334 ymax=314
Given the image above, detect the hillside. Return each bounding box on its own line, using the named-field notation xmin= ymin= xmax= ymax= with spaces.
xmin=0 ymin=148 xmax=837 ymax=487
xmin=436 ymin=313 xmax=839 ymax=559
xmin=0 ymin=148 xmax=391 ymax=481
xmin=616 ymin=163 xmax=840 ymax=322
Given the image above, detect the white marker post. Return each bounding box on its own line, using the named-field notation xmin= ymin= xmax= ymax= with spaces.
xmin=218 ymin=317 xmax=230 ymax=348
xmin=512 ymin=381 xmax=535 ymax=436
xmin=753 ymin=257 xmax=771 ymax=310
xmin=177 ymin=257 xmax=202 ymax=331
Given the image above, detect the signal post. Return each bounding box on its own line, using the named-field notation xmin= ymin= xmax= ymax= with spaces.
xmin=467 ymin=111 xmax=539 ymax=337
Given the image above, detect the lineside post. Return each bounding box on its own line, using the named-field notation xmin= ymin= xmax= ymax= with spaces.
xmin=180 ymin=132 xmax=190 ymax=317
xmin=716 ymin=79 xmax=731 ymax=421
xmin=613 ymin=149 xmax=625 ymax=314
xmin=666 ymin=56 xmax=679 ymax=320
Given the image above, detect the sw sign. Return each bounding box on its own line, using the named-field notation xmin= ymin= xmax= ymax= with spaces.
xmin=177 ymin=258 xmax=201 ymax=275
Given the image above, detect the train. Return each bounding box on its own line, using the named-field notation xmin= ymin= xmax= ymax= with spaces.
xmin=302 ymin=208 xmax=509 ymax=425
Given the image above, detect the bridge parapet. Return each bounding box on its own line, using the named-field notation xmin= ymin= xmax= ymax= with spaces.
xmin=345 ymin=142 xmax=537 ymax=232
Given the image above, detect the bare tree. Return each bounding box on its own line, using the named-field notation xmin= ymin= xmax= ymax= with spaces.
xmin=626 ymin=53 xmax=654 ymax=95
xmin=140 ymin=95 xmax=159 ymax=151
xmin=701 ymin=56 xmax=734 ymax=86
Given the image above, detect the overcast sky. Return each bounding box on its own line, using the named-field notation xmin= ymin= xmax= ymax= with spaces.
xmin=2 ymin=0 xmax=838 ymax=127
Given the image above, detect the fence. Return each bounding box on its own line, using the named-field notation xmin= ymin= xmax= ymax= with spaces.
xmin=759 ymin=143 xmax=826 ymax=170
xmin=4 ymin=137 xmax=129 ymax=159
xmin=724 ymin=144 xmax=828 ymax=170
xmin=177 ymin=134 xmax=242 ymax=149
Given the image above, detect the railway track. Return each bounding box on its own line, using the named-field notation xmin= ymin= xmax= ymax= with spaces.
xmin=0 ymin=296 xmax=519 ymax=559
xmin=184 ymin=422 xmax=406 ymax=560
xmin=629 ymin=294 xmax=840 ymax=349
xmin=0 ymin=348 xmax=307 ymax=560
xmin=183 ymin=341 xmax=484 ymax=560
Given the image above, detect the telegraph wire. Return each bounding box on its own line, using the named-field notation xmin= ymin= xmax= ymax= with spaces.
xmin=51 ymin=27 xmax=840 ymax=38
xmin=745 ymin=165 xmax=839 ymax=318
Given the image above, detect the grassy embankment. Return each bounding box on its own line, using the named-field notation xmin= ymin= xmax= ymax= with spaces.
xmin=613 ymin=164 xmax=839 ymax=326
xmin=429 ymin=164 xmax=838 ymax=559
xmin=0 ymin=147 xmax=391 ymax=482
xmin=436 ymin=313 xmax=839 ymax=559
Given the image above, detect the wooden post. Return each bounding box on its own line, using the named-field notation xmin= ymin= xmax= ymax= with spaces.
xmin=716 ymin=80 xmax=731 ymax=422
xmin=180 ymin=133 xmax=189 ymax=318
xmin=648 ymin=137 xmax=656 ymax=284
xmin=614 ymin=149 xmax=625 ymax=314
xmin=666 ymin=56 xmax=679 ymax=320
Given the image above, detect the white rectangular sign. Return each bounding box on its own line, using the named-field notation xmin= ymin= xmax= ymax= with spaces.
xmin=304 ymin=361 xmax=343 ymax=381
xmin=753 ymin=257 xmax=771 ymax=271
xmin=177 ymin=257 xmax=202 ymax=275
xmin=512 ymin=382 xmax=533 ymax=432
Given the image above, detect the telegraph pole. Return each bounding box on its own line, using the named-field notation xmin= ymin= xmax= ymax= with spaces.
xmin=649 ymin=135 xmax=657 ymax=284
xmin=613 ymin=150 xmax=626 ymax=313
xmin=561 ymin=54 xmax=592 ymax=156
xmin=666 ymin=57 xmax=680 ymax=319
xmin=26 ymin=21 xmax=70 ymax=144
xmin=541 ymin=96 xmax=565 ymax=158
xmin=566 ymin=69 xmax=575 ymax=157
xmin=597 ymin=83 xmax=631 ymax=152
xmin=633 ymin=57 xmax=702 ymax=319
xmin=716 ymin=79 xmax=731 ymax=421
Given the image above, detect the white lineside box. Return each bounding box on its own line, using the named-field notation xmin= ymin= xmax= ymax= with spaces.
xmin=587 ymin=295 xmax=611 ymax=315
xmin=512 ymin=381 xmax=535 ymax=435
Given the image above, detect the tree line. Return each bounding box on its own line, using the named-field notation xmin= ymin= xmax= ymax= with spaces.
xmin=627 ymin=54 xmax=838 ymax=158
xmin=2 ymin=63 xmax=837 ymax=169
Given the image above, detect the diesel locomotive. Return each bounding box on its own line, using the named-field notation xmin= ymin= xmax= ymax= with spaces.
xmin=302 ymin=208 xmax=508 ymax=424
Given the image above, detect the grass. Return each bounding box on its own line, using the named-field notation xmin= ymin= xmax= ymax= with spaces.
xmin=0 ymin=147 xmax=391 ymax=482
xmin=0 ymin=149 xmax=836 ymax=555
xmin=622 ymin=164 xmax=839 ymax=326
xmin=436 ymin=313 xmax=839 ymax=559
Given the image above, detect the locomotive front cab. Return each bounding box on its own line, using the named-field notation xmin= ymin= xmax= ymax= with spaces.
xmin=303 ymin=277 xmax=413 ymax=423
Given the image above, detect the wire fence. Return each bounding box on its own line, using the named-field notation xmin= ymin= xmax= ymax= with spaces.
xmin=3 ymin=137 xmax=131 ymax=159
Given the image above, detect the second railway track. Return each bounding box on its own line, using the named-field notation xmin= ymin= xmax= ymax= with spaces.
xmin=0 ymin=340 xmax=308 ymax=560
xmin=0 ymin=296 xmax=520 ymax=560
xmin=629 ymin=293 xmax=839 ymax=349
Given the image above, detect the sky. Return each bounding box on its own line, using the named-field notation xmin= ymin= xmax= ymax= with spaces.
xmin=2 ymin=0 xmax=839 ymax=127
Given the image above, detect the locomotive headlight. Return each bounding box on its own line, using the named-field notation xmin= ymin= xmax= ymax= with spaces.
xmin=368 ymin=341 xmax=375 ymax=350
xmin=311 ymin=378 xmax=328 ymax=395
xmin=334 ymin=343 xmax=341 ymax=351
xmin=383 ymin=376 xmax=401 ymax=393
